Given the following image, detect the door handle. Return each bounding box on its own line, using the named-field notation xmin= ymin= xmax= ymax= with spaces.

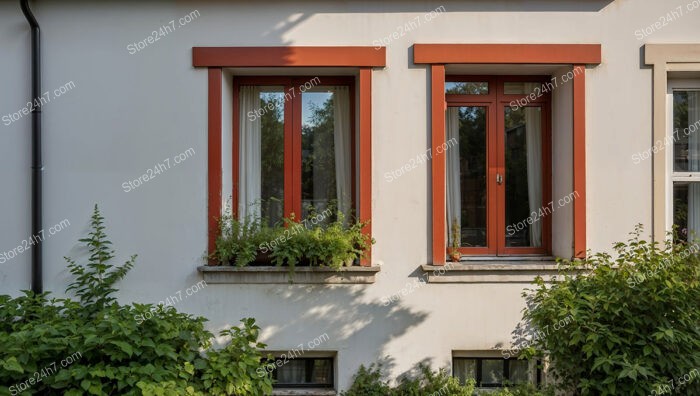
xmin=496 ymin=173 xmax=503 ymax=185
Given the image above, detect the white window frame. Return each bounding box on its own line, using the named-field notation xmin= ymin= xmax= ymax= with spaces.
xmin=666 ymin=79 xmax=700 ymax=231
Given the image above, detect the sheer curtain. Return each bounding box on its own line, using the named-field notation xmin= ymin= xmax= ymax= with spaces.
xmin=238 ymin=86 xmax=262 ymax=220
xmin=333 ymin=87 xmax=352 ymax=220
xmin=446 ymin=107 xmax=461 ymax=246
xmin=688 ymin=91 xmax=700 ymax=241
xmin=524 ymin=83 xmax=543 ymax=247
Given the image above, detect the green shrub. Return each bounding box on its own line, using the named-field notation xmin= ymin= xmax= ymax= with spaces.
xmin=340 ymin=364 xmax=392 ymax=396
xmin=521 ymin=226 xmax=700 ymax=395
xmin=0 ymin=205 xmax=272 ymax=396
xmin=341 ymin=362 xmax=475 ymax=396
xmin=481 ymin=383 xmax=554 ymax=396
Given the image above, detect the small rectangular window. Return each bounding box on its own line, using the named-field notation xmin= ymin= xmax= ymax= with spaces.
xmin=452 ymin=357 xmax=539 ymax=388
xmin=271 ymin=357 xmax=334 ymax=388
xmin=445 ymin=81 xmax=488 ymax=95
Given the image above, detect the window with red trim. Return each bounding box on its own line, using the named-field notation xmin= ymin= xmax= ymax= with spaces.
xmin=233 ymin=77 xmax=356 ymax=225
xmin=444 ymin=76 xmax=552 ymax=256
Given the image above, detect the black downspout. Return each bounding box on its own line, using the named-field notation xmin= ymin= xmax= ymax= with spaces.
xmin=20 ymin=0 xmax=42 ymax=294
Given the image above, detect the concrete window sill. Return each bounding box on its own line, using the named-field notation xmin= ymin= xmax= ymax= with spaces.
xmin=421 ymin=257 xmax=560 ymax=283
xmin=272 ymin=389 xmax=336 ymax=396
xmin=198 ymin=265 xmax=380 ymax=284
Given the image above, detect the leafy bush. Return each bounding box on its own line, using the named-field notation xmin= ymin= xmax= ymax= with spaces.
xmin=0 ymin=205 xmax=272 ymax=395
xmin=340 ymin=364 xmax=392 ymax=396
xmin=484 ymin=384 xmax=554 ymax=396
xmin=341 ymin=363 xmax=475 ymax=396
xmin=521 ymin=226 xmax=700 ymax=395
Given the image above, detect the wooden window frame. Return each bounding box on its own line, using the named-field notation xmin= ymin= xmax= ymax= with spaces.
xmin=414 ymin=43 xmax=601 ymax=265
xmin=194 ymin=46 xmax=385 ymax=266
xmin=232 ymin=76 xmax=356 ymax=220
xmin=446 ymin=75 xmax=552 ymax=256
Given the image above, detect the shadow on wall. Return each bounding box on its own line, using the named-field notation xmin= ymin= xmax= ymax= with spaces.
xmin=231 ymin=285 xmax=430 ymax=363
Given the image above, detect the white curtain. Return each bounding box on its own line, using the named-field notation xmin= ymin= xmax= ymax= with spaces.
xmin=333 ymin=86 xmax=352 ymax=220
xmin=688 ymin=91 xmax=700 ymax=241
xmin=523 ymin=85 xmax=543 ymax=247
xmin=446 ymin=107 xmax=461 ymax=247
xmin=238 ymin=86 xmax=262 ymax=221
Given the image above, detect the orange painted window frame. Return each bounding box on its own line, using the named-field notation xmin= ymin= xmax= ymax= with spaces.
xmin=195 ymin=46 xmax=385 ymax=266
xmin=414 ymin=44 xmax=601 ymax=265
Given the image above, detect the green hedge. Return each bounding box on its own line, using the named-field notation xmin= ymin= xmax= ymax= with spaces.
xmin=0 ymin=206 xmax=272 ymax=396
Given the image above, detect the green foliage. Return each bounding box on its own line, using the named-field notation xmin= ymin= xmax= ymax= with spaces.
xmin=66 ymin=205 xmax=136 ymax=310
xmin=341 ymin=363 xmax=475 ymax=396
xmin=200 ymin=319 xmax=271 ymax=395
xmin=341 ymin=364 xmax=392 ymax=396
xmin=482 ymin=384 xmax=555 ymax=396
xmin=212 ymin=211 xmax=279 ymax=267
xmin=0 ymin=206 xmax=272 ymax=395
xmin=521 ymin=225 xmax=700 ymax=395
xmin=213 ymin=210 xmax=374 ymax=278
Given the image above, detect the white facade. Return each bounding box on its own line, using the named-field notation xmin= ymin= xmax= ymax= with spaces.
xmin=1 ymin=0 xmax=699 ymax=392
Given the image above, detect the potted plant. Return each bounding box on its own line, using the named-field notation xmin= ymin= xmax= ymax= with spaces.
xmin=210 ymin=209 xmax=285 ymax=266
xmin=211 ymin=209 xmax=375 ymax=281
xmin=447 ymin=218 xmax=462 ymax=262
xmin=271 ymin=213 xmax=374 ymax=278
xmin=210 ymin=213 xmax=258 ymax=266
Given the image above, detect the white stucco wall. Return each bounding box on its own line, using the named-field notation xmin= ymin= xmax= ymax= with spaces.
xmin=1 ymin=0 xmax=698 ymax=391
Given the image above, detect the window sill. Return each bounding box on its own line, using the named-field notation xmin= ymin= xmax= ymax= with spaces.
xmin=197 ymin=265 xmax=380 ymax=284
xmin=421 ymin=257 xmax=560 ymax=283
xmin=272 ymin=389 xmax=336 ymax=395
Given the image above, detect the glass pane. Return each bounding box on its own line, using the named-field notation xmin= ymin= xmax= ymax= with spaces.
xmin=445 ymin=82 xmax=488 ymax=95
xmin=673 ymin=91 xmax=700 ymax=172
xmin=446 ymin=107 xmax=487 ymax=247
xmin=481 ymin=359 xmax=504 ymax=386
xmin=310 ymin=359 xmax=333 ymax=385
xmin=301 ymin=87 xmax=351 ymax=221
xmin=673 ymin=182 xmax=700 ymax=242
xmin=275 ymin=359 xmax=306 ymax=385
xmin=240 ymin=87 xmax=284 ymax=226
xmin=504 ymin=106 xmax=543 ymax=248
xmin=259 ymin=90 xmax=285 ymax=225
xmin=273 ymin=359 xmax=333 ymax=386
xmin=504 ymin=82 xmax=530 ymax=95
xmin=453 ymin=359 xmax=477 ymax=385
xmin=508 ymin=360 xmax=530 ymax=384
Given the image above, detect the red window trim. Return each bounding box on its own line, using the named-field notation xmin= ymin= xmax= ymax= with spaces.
xmin=445 ymin=76 xmax=552 ymax=256
xmin=414 ymin=44 xmax=601 ymax=65
xmin=417 ymin=44 xmax=601 ymax=265
xmin=231 ymin=76 xmax=356 ymax=220
xmin=207 ymin=68 xmax=222 ymax=258
xmin=193 ymin=46 xmax=386 ymax=67
xmin=195 ymin=47 xmax=382 ymax=266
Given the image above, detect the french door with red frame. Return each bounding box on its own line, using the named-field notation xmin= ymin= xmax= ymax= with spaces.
xmin=445 ymin=76 xmax=551 ymax=256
